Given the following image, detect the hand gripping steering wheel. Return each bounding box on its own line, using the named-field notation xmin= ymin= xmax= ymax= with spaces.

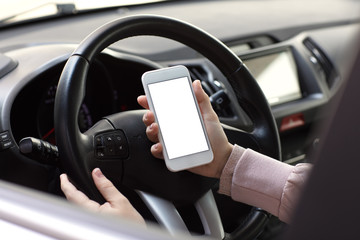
xmin=54 ymin=15 xmax=281 ymax=240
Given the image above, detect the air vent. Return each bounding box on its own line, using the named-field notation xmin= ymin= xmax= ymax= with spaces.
xmin=187 ymin=65 xmax=221 ymax=94
xmin=187 ymin=65 xmax=208 ymax=83
xmin=186 ymin=64 xmax=233 ymax=118
xmin=303 ymin=37 xmax=338 ymax=87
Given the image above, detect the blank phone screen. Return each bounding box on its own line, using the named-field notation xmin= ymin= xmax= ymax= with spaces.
xmin=148 ymin=77 xmax=209 ymax=159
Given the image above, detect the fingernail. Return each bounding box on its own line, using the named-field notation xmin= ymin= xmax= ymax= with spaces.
xmin=154 ymin=143 xmax=159 ymax=150
xmin=60 ymin=173 xmax=66 ymax=181
xmin=194 ymin=79 xmax=200 ymax=87
xmin=149 ymin=123 xmax=154 ymax=130
xmin=94 ymin=168 xmax=104 ymax=178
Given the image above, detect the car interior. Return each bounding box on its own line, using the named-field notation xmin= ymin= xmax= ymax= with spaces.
xmin=0 ymin=0 xmax=359 ymax=239
xmin=281 ymin=47 xmax=360 ymax=240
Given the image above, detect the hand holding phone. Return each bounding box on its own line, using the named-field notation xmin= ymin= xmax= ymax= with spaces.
xmin=142 ymin=65 xmax=213 ymax=172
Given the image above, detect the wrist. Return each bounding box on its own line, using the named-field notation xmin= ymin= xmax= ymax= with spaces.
xmin=214 ymin=143 xmax=234 ymax=178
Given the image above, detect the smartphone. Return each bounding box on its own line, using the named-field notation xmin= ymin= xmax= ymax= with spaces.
xmin=142 ymin=65 xmax=213 ymax=172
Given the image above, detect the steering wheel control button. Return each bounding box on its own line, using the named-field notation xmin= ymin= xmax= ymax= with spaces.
xmin=0 ymin=131 xmax=10 ymax=141
xmin=95 ymin=136 xmax=103 ymax=146
xmin=210 ymin=90 xmax=230 ymax=109
xmin=0 ymin=140 xmax=13 ymax=150
xmin=0 ymin=131 xmax=13 ymax=151
xmin=209 ymin=90 xmax=232 ymax=117
xmin=95 ymin=131 xmax=129 ymax=159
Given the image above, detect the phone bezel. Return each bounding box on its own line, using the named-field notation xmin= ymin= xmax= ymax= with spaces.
xmin=142 ymin=65 xmax=213 ymax=172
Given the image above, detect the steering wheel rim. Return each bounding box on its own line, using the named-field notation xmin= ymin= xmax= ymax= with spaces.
xmin=55 ymin=14 xmax=281 ymax=239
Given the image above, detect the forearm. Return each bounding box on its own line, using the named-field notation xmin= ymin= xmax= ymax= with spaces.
xmin=219 ymin=145 xmax=312 ymax=223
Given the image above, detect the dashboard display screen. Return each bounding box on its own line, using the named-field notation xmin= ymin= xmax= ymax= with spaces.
xmin=243 ymin=49 xmax=302 ymax=106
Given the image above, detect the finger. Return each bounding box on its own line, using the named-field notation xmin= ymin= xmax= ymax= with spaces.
xmin=146 ymin=122 xmax=159 ymax=143
xmin=92 ymin=168 xmax=128 ymax=207
xmin=137 ymin=95 xmax=149 ymax=109
xmin=142 ymin=110 xmax=155 ymax=127
xmin=60 ymin=174 xmax=99 ymax=208
xmin=151 ymin=143 xmax=164 ymax=159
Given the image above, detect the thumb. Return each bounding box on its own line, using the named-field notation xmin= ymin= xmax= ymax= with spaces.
xmin=193 ymin=80 xmax=217 ymax=120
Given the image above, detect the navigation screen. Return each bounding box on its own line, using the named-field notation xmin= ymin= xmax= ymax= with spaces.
xmin=243 ymin=49 xmax=302 ymax=106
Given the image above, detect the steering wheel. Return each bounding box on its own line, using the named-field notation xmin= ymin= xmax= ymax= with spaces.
xmin=54 ymin=15 xmax=281 ymax=239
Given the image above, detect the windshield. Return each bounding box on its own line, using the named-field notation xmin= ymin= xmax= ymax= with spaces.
xmin=2 ymin=0 xmax=166 ymax=26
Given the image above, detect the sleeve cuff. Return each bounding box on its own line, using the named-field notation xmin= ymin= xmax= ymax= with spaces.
xmin=218 ymin=144 xmax=245 ymax=196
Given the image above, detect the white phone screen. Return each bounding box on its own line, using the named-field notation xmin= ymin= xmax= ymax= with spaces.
xmin=148 ymin=77 xmax=209 ymax=159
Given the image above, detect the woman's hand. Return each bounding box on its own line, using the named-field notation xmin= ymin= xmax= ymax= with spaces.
xmin=137 ymin=80 xmax=233 ymax=178
xmin=60 ymin=168 xmax=145 ymax=226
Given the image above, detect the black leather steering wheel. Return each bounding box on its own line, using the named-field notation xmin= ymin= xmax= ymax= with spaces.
xmin=54 ymin=15 xmax=281 ymax=239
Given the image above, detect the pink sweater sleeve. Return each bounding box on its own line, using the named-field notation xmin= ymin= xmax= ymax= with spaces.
xmin=219 ymin=145 xmax=312 ymax=224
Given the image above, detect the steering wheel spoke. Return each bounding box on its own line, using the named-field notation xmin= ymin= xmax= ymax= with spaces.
xmin=222 ymin=123 xmax=260 ymax=150
xmin=137 ymin=190 xmax=224 ymax=239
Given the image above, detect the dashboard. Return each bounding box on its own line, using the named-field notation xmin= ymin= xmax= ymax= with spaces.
xmin=0 ymin=0 xmax=359 ymax=237
xmin=0 ymin=0 xmax=358 ymax=176
xmin=1 ymin=1 xmax=359 ymax=164
xmin=10 ymin=50 xmax=157 ymax=145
